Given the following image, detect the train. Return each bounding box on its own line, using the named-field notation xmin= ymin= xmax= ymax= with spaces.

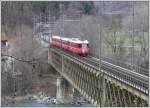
xmin=51 ymin=36 xmax=89 ymax=56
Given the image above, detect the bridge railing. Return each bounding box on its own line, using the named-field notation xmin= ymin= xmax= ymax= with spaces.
xmin=101 ymin=56 xmax=149 ymax=76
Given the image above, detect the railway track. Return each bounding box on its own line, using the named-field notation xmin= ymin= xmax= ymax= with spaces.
xmin=83 ymin=55 xmax=149 ymax=94
xmin=51 ymin=45 xmax=149 ymax=94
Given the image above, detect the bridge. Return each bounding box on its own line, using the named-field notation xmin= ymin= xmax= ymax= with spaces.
xmin=48 ymin=45 xmax=149 ymax=107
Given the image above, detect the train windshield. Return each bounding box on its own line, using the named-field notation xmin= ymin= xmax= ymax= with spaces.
xmin=82 ymin=43 xmax=88 ymax=48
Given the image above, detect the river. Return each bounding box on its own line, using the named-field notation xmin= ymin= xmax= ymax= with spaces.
xmin=1 ymin=100 xmax=94 ymax=107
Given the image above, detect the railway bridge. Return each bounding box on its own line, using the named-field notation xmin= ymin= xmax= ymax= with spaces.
xmin=48 ymin=45 xmax=149 ymax=107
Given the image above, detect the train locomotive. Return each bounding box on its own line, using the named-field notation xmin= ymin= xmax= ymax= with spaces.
xmin=51 ymin=36 xmax=89 ymax=56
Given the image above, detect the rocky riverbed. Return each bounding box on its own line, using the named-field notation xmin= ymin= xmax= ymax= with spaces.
xmin=2 ymin=92 xmax=94 ymax=107
xmin=1 ymin=75 xmax=94 ymax=107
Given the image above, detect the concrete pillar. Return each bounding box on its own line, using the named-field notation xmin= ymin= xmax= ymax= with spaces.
xmin=56 ymin=77 xmax=74 ymax=103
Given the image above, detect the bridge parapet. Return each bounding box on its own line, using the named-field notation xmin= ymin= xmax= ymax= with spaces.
xmin=49 ymin=46 xmax=149 ymax=107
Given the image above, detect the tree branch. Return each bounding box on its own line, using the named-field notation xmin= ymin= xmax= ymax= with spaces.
xmin=1 ymin=54 xmax=35 ymax=64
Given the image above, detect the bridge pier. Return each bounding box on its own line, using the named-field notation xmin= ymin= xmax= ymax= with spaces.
xmin=56 ymin=76 xmax=74 ymax=104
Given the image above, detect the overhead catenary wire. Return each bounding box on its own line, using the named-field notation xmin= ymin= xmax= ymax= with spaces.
xmin=1 ymin=54 xmax=47 ymax=65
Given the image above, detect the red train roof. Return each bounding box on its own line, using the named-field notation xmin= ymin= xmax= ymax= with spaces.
xmin=52 ymin=36 xmax=89 ymax=44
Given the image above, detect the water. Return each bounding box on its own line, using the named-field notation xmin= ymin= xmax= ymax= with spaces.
xmin=1 ymin=100 xmax=94 ymax=107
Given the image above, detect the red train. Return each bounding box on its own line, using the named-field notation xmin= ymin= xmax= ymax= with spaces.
xmin=51 ymin=36 xmax=89 ymax=56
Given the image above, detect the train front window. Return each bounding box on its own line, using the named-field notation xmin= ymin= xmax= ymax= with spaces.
xmin=82 ymin=43 xmax=87 ymax=48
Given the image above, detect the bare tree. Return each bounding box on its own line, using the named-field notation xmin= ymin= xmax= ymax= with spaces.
xmin=103 ymin=13 xmax=127 ymax=60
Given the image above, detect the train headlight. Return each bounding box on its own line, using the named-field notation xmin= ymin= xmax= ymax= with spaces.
xmin=82 ymin=49 xmax=85 ymax=53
